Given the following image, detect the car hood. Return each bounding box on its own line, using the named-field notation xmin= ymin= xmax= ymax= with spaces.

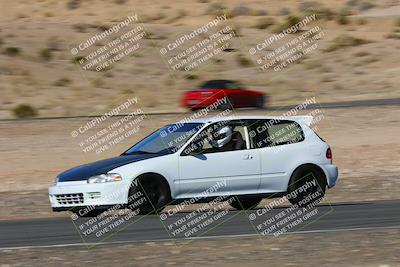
xmin=57 ymin=154 xmax=161 ymax=182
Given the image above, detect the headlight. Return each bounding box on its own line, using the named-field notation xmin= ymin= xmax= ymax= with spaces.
xmin=87 ymin=173 xmax=122 ymax=184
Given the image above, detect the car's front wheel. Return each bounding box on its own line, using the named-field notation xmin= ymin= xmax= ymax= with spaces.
xmin=128 ymin=176 xmax=170 ymax=215
xmin=230 ymin=196 xmax=262 ymax=210
xmin=72 ymin=208 xmax=105 ymax=218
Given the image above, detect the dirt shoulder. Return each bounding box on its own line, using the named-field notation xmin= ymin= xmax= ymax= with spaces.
xmin=1 ymin=1 xmax=400 ymax=119
xmin=1 ymin=228 xmax=399 ymax=266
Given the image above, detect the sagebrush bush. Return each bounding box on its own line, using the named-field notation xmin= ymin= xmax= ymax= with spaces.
xmin=40 ymin=48 xmax=52 ymax=61
xmin=184 ymin=73 xmax=198 ymax=80
xmin=230 ymin=5 xmax=251 ymax=17
xmin=311 ymin=7 xmax=335 ymax=20
xmin=298 ymin=1 xmax=322 ymax=12
xmin=337 ymin=8 xmax=351 ymax=25
xmin=54 ymin=77 xmax=72 ymax=86
xmin=251 ymin=9 xmax=268 ymax=16
xmin=278 ymin=8 xmax=291 ymax=16
xmin=272 ymin=15 xmax=301 ymax=33
xmin=395 ymin=17 xmax=400 ymax=27
xmin=337 ymin=13 xmax=349 ymax=25
xmin=236 ymin=54 xmax=252 ymax=67
xmin=12 ymin=104 xmax=38 ymax=118
xmin=206 ymin=3 xmax=226 ymax=16
xmin=386 ymin=32 xmax=400 ymax=39
xmin=114 ymin=0 xmax=126 ymax=4
xmin=4 ymin=47 xmax=21 ymax=56
xmin=254 ymin=17 xmax=275 ymax=29
xmin=286 ymin=15 xmax=301 ymax=27
xmin=66 ymin=0 xmax=80 ymax=10
xmin=359 ymin=1 xmax=375 ymax=11
xmin=324 ymin=35 xmax=369 ymax=52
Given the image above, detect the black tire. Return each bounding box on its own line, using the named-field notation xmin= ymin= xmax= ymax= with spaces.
xmin=287 ymin=166 xmax=326 ymax=207
xmin=73 ymin=208 xmax=105 ymax=218
xmin=255 ymin=95 xmax=265 ymax=109
xmin=230 ymin=196 xmax=262 ymax=210
xmin=218 ymin=97 xmax=234 ymax=110
xmin=128 ymin=176 xmax=170 ymax=215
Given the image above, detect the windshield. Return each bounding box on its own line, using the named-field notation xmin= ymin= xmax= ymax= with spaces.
xmin=122 ymin=123 xmax=204 ymax=155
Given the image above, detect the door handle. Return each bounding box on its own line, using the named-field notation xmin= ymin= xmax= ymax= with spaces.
xmin=243 ymin=154 xmax=253 ymax=160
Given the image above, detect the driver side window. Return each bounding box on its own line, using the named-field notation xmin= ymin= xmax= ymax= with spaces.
xmin=183 ymin=121 xmax=248 ymax=155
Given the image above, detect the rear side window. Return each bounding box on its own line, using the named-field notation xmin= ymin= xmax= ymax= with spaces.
xmin=200 ymin=80 xmax=244 ymax=89
xmin=249 ymin=119 xmax=304 ymax=148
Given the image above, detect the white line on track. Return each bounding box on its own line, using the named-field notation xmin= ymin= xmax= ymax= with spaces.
xmin=1 ymin=225 xmax=400 ymax=250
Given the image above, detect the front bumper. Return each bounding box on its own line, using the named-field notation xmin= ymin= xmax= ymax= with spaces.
xmin=322 ymin=164 xmax=339 ymax=188
xmin=48 ymin=180 xmax=129 ymax=210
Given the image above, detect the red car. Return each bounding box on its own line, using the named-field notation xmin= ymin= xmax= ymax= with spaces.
xmin=181 ymin=80 xmax=266 ymax=111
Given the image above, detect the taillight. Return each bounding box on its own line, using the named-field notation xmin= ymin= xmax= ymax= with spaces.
xmin=326 ymin=147 xmax=332 ymax=161
xmin=201 ymin=91 xmax=213 ymax=97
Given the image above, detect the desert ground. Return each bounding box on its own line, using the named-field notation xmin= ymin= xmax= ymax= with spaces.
xmin=0 ymin=0 xmax=399 ymax=119
xmin=1 ymin=228 xmax=400 ymax=266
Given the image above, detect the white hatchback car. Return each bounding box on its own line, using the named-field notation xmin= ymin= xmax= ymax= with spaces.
xmin=49 ymin=115 xmax=338 ymax=216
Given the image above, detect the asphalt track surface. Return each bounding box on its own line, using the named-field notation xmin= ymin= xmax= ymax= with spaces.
xmin=0 ymin=97 xmax=399 ymax=121
xmin=1 ymin=199 xmax=399 ymax=249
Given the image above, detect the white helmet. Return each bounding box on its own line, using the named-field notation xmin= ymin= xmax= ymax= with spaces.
xmin=209 ymin=125 xmax=233 ymax=148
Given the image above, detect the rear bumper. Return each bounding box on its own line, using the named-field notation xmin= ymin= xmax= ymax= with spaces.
xmin=48 ymin=180 xmax=129 ymax=211
xmin=321 ymin=164 xmax=339 ymax=188
xmin=181 ymin=97 xmax=219 ymax=108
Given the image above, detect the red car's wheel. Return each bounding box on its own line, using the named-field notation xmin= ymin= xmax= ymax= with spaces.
xmin=255 ymin=95 xmax=265 ymax=109
xmin=218 ymin=97 xmax=234 ymax=110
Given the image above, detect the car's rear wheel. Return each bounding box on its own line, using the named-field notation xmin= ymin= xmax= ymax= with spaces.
xmin=128 ymin=176 xmax=170 ymax=215
xmin=287 ymin=166 xmax=326 ymax=207
xmin=218 ymin=97 xmax=234 ymax=110
xmin=255 ymin=95 xmax=265 ymax=109
xmin=230 ymin=196 xmax=262 ymax=210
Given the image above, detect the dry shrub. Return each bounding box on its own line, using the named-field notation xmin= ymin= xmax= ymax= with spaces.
xmin=278 ymin=8 xmax=291 ymax=16
xmin=336 ymin=8 xmax=352 ymax=25
xmin=206 ymin=3 xmax=226 ymax=16
xmin=298 ymin=1 xmax=322 ymax=12
xmin=254 ymin=17 xmax=275 ymax=29
xmin=4 ymin=47 xmax=21 ymax=56
xmin=272 ymin=15 xmax=301 ymax=33
xmin=324 ymin=35 xmax=369 ymax=52
xmin=236 ymin=54 xmax=252 ymax=67
xmin=12 ymin=104 xmax=38 ymax=118
xmin=54 ymin=77 xmax=72 ymax=86
xmin=39 ymin=48 xmax=52 ymax=61
xmin=66 ymin=0 xmax=80 ymax=10
xmin=230 ymin=5 xmax=251 ymax=17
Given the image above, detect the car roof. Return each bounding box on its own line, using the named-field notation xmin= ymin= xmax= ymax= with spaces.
xmin=201 ymin=79 xmax=234 ymax=84
xmin=200 ymin=80 xmax=238 ymax=88
xmin=182 ymin=115 xmax=285 ymax=124
xmin=180 ymin=115 xmax=314 ymax=126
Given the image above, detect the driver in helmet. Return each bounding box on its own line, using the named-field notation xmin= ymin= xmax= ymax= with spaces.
xmin=209 ymin=125 xmax=245 ymax=151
